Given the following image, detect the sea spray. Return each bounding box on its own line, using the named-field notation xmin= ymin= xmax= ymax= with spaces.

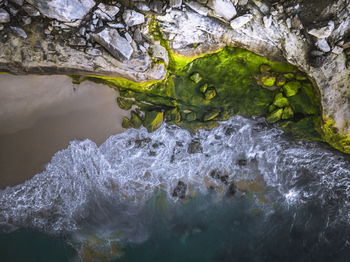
xmin=0 ymin=116 xmax=350 ymax=261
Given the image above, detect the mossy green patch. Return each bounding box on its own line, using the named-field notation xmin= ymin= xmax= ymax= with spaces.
xmin=75 ymin=46 xmax=338 ymax=152
xmin=266 ymin=108 xmax=283 ymax=123
xmin=273 ymin=93 xmax=289 ymax=107
xmin=144 ymin=111 xmax=164 ymax=132
xmin=283 ymin=81 xmax=301 ymax=97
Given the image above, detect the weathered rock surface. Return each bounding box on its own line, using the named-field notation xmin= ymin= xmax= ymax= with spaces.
xmin=26 ymin=0 xmax=95 ymax=22
xmin=0 ymin=8 xmax=10 ymax=23
xmin=92 ymin=28 xmax=133 ymax=60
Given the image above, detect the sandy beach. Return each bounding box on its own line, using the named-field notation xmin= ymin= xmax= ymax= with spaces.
xmin=0 ymin=74 xmax=130 ymax=188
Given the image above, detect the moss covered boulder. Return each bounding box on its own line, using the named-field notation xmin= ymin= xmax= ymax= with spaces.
xmin=144 ymin=111 xmax=164 ymax=132
xmin=273 ymin=93 xmax=289 ymax=107
xmin=281 ymin=107 xmax=294 ymax=120
xmin=204 ymin=87 xmax=217 ymax=100
xmin=266 ymin=108 xmax=283 ymax=123
xmin=190 ymin=72 xmax=202 ymax=84
xmin=283 ymin=81 xmax=301 ymax=97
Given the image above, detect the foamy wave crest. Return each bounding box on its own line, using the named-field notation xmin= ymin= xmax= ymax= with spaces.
xmin=0 ymin=116 xmax=349 ymax=235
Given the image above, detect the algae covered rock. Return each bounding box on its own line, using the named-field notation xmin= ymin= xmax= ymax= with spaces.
xmin=273 ymin=93 xmax=289 ymax=107
xmin=284 ymin=73 xmax=295 ymax=80
xmin=117 ymin=97 xmax=133 ymax=110
xmin=260 ymin=73 xmax=276 ymax=87
xmin=266 ymin=108 xmax=283 ymax=123
xmin=204 ymin=87 xmax=217 ymax=100
xmin=281 ymin=106 xmax=294 ymax=120
xmin=190 ymin=72 xmax=202 ymax=84
xmin=122 ymin=117 xmax=132 ymax=128
xmin=131 ymin=111 xmax=142 ymax=128
xmin=143 ymin=111 xmax=164 ymax=132
xmin=185 ymin=112 xmax=197 ymax=121
xmin=283 ymin=81 xmax=301 ymax=97
xmin=203 ymin=109 xmax=219 ymax=121
xmin=199 ymin=83 xmax=208 ymax=93
xmin=276 ymin=75 xmax=286 ymax=87
xmin=166 ymin=107 xmax=181 ymax=123
xmin=260 ymin=64 xmax=272 ymax=73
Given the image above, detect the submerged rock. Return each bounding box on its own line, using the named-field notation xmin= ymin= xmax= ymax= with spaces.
xmin=92 ymin=28 xmax=133 ymax=60
xmin=172 ymin=181 xmax=187 ymax=199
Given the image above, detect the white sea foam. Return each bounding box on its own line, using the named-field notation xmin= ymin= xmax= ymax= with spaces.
xmin=0 ymin=116 xmax=349 ymax=236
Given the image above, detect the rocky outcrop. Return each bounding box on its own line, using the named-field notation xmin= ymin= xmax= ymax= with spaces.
xmin=0 ymin=0 xmax=349 ymax=152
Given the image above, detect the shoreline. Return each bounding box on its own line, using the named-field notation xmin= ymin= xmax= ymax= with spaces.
xmin=0 ymin=75 xmax=130 ymax=188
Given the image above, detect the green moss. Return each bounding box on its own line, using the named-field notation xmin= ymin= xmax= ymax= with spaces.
xmin=203 ymin=109 xmax=220 ymax=121
xmin=143 ymin=111 xmax=164 ymax=132
xmin=281 ymin=106 xmax=294 ymax=120
xmin=260 ymin=73 xmax=276 ymax=87
xmin=273 ymin=93 xmax=289 ymax=107
xmin=190 ymin=72 xmax=202 ymax=83
xmin=77 ymin=45 xmax=346 ymax=153
xmin=266 ymin=108 xmax=283 ymax=123
xmin=283 ymin=81 xmax=301 ymax=97
xmin=117 ymin=97 xmax=133 ymax=110
xmin=321 ymin=117 xmax=350 ymax=154
xmin=131 ymin=111 xmax=142 ymax=128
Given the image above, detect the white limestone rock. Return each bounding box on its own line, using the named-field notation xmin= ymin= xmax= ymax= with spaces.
xmin=9 ymin=26 xmax=27 ymax=38
xmin=25 ymin=0 xmax=95 ymax=24
xmin=207 ymin=0 xmax=237 ymax=21
xmin=95 ymin=3 xmax=119 ymax=21
xmin=169 ymin=0 xmax=182 ymax=8
xmin=332 ymin=46 xmax=343 ymax=55
xmin=123 ymin=10 xmax=145 ymax=27
xmin=230 ymin=14 xmax=253 ymax=29
xmin=308 ymin=21 xmax=334 ymax=39
xmin=0 ymin=8 xmax=10 ymax=23
xmin=184 ymin=1 xmax=210 ymax=16
xmin=316 ymin=39 xmax=331 ymax=52
xmin=263 ymin=15 xmax=272 ymax=28
xmin=151 ymin=44 xmax=169 ymax=65
xmin=92 ymin=28 xmax=133 ymax=60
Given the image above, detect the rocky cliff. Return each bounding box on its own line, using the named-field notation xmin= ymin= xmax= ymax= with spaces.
xmin=0 ymin=0 xmax=349 ymax=153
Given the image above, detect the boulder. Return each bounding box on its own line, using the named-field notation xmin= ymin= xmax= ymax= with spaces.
xmin=204 ymin=109 xmax=219 ymax=121
xmin=273 ymin=93 xmax=289 ymax=107
xmin=283 ymin=81 xmax=301 ymax=97
xmin=9 ymin=26 xmax=27 ymax=38
xmin=190 ymin=72 xmax=202 ymax=83
xmin=143 ymin=111 xmax=164 ymax=132
xmin=92 ymin=28 xmax=133 ymax=60
xmin=0 ymin=8 xmax=10 ymax=23
xmin=26 ymin=0 xmax=95 ymax=23
xmin=308 ymin=21 xmax=334 ymax=39
xmin=185 ymin=1 xmax=209 ymax=16
xmin=22 ymin=4 xmax=40 ymax=16
xmin=315 ymin=39 xmax=331 ymax=53
xmin=204 ymin=87 xmax=217 ymax=100
xmin=169 ymin=0 xmax=182 ymax=8
xmin=123 ymin=10 xmax=145 ymax=27
xmin=151 ymin=44 xmax=169 ymax=65
xmin=95 ymin=3 xmax=120 ymax=21
xmin=266 ymin=108 xmax=283 ymax=123
xmin=281 ymin=107 xmax=294 ymax=120
xmin=230 ymin=14 xmax=253 ymax=30
xmin=207 ymin=0 xmax=237 ymax=21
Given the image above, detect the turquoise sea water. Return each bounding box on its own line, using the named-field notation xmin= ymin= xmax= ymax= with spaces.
xmin=1 ymin=116 xmax=349 ymax=261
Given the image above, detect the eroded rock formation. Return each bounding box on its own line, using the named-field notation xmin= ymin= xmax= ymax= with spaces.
xmin=0 ymin=0 xmax=349 ymax=152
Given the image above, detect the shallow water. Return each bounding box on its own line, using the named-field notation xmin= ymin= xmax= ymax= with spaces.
xmin=0 ymin=116 xmax=349 ymax=261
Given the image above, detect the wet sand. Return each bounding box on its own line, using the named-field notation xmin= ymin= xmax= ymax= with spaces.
xmin=0 ymin=75 xmax=130 ymax=188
